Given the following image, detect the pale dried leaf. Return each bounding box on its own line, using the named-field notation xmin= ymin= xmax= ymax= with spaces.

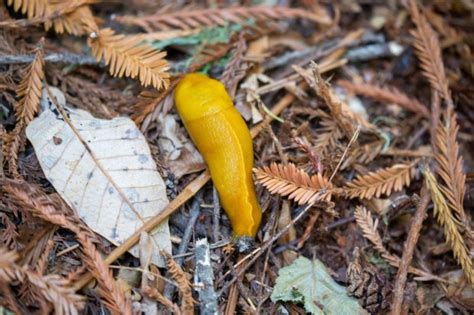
xmin=26 ymin=87 xmax=171 ymax=266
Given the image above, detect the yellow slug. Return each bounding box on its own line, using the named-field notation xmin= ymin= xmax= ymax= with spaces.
xmin=174 ymin=73 xmax=262 ymax=237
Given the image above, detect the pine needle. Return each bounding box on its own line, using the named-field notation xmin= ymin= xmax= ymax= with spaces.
xmin=253 ymin=162 xmax=333 ymax=204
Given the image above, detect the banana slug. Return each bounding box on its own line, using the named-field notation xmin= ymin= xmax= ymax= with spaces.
xmin=174 ymin=73 xmax=262 ymax=237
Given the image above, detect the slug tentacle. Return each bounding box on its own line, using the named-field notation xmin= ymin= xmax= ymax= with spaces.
xmin=174 ymin=73 xmax=262 ymax=237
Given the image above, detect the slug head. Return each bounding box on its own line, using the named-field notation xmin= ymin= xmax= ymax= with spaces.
xmin=174 ymin=73 xmax=233 ymax=122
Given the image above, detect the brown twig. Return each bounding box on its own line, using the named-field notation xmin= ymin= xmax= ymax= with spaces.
xmin=391 ymin=186 xmax=431 ymax=315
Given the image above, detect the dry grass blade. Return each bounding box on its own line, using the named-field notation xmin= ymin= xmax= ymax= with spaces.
xmin=2 ymin=181 xmax=132 ymax=315
xmin=344 ymin=162 xmax=417 ymax=199
xmin=254 ymin=162 xmax=332 ymax=204
xmin=88 ymin=28 xmax=170 ymax=90
xmin=116 ymin=5 xmax=331 ymax=32
xmin=162 ymin=251 xmax=194 ymax=314
xmin=408 ymin=0 xmax=450 ymax=102
xmin=424 ymin=169 xmax=473 ymax=283
xmin=338 ymin=80 xmax=430 ymax=118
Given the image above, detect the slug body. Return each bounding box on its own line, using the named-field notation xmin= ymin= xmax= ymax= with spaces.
xmin=174 ymin=73 xmax=262 ymax=237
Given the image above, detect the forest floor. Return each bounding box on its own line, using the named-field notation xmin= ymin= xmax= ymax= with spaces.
xmin=0 ymin=0 xmax=473 ymax=314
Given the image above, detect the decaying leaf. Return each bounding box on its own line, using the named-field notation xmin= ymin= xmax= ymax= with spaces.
xmin=26 ymin=87 xmax=171 ymax=266
xmin=271 ymin=256 xmax=367 ymax=314
xmin=156 ymin=113 xmax=205 ymax=178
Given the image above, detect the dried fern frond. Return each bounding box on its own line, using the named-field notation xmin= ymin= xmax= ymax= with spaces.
xmin=3 ymin=181 xmax=132 ymax=315
xmin=254 ymin=163 xmax=332 ymax=204
xmin=3 ymin=44 xmax=44 ymax=177
xmin=341 ymin=140 xmax=385 ymax=170
xmin=353 ymin=206 xmax=439 ymax=280
xmin=162 ymin=251 xmax=194 ymax=314
xmin=313 ymin=114 xmax=343 ymax=155
xmin=116 ymin=5 xmax=331 ymax=32
xmin=408 ymin=0 xmax=450 ymax=102
xmin=0 ymin=247 xmax=84 ymax=314
xmin=344 ymin=162 xmax=417 ymax=199
xmin=143 ymin=286 xmax=180 ymax=314
xmin=338 ymin=80 xmax=430 ymax=118
xmin=424 ymin=169 xmax=473 ymax=283
xmin=435 ymin=107 xmax=468 ymax=225
xmin=354 ymin=206 xmax=392 ymax=259
xmin=15 ymin=45 xmax=44 ymax=124
xmin=88 ymin=28 xmax=170 ymax=90
xmin=6 ymin=0 xmax=97 ymax=35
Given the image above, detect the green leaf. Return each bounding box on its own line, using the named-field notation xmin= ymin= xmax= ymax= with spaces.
xmin=271 ymin=256 xmax=366 ymax=315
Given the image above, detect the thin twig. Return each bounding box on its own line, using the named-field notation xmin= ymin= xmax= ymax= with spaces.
xmin=217 ymin=202 xmax=317 ymax=297
xmin=391 ymin=187 xmax=431 ymax=315
xmin=164 ymin=192 xmax=203 ymax=299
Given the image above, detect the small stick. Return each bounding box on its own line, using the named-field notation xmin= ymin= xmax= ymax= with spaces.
xmin=391 ymin=186 xmax=431 ymax=315
xmin=194 ymin=238 xmax=218 ymax=315
xmin=212 ymin=187 xmax=220 ymax=243
xmin=164 ymin=193 xmax=202 ymax=299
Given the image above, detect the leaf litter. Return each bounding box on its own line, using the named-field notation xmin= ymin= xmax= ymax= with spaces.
xmin=0 ymin=0 xmax=473 ymax=314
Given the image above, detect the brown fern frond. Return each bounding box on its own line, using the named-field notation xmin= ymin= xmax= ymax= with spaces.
xmin=221 ymin=35 xmax=249 ymax=98
xmin=6 ymin=0 xmax=97 ymax=35
xmin=0 ymin=213 xmax=19 ymax=249
xmin=132 ymin=79 xmax=178 ymax=126
xmin=0 ymin=247 xmax=21 ymax=282
xmin=354 ymin=206 xmax=392 ymax=258
xmin=424 ymin=169 xmax=473 ymax=284
xmin=254 ymin=163 xmax=333 ymax=204
xmin=344 ymin=162 xmax=417 ymax=199
xmin=143 ymin=286 xmax=180 ymax=314
xmin=162 ymin=251 xmax=194 ymax=314
xmin=88 ymin=28 xmax=170 ymax=90
xmin=435 ymin=107 xmax=468 ymax=225
xmin=341 ymin=140 xmax=385 ymax=170
xmin=25 ymin=273 xmax=84 ymax=314
xmin=116 ymin=5 xmax=331 ymax=32
xmin=338 ymin=80 xmax=430 ymax=118
xmin=408 ymin=0 xmax=450 ymax=102
xmin=313 ymin=116 xmax=343 ymax=155
xmin=45 ymin=4 xmax=97 ymax=36
xmin=3 ymin=43 xmax=44 ymax=177
xmin=15 ymin=45 xmax=44 ymax=124
xmin=6 ymin=0 xmax=47 ymax=19
xmin=353 ymin=206 xmax=439 ymax=280
xmin=0 ymin=247 xmax=84 ymax=314
xmin=3 ymin=181 xmax=132 ymax=315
